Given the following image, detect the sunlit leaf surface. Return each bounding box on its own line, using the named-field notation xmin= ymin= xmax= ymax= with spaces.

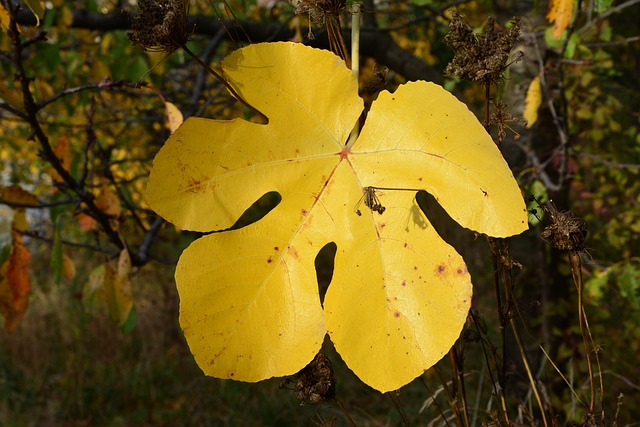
xmin=146 ymin=42 xmax=527 ymax=392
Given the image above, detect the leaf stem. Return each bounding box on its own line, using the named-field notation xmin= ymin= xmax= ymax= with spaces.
xmin=348 ymin=2 xmax=362 ymax=146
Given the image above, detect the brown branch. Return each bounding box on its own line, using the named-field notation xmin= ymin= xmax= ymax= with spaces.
xmin=13 ymin=9 xmax=443 ymax=83
xmin=5 ymin=2 xmax=129 ymax=260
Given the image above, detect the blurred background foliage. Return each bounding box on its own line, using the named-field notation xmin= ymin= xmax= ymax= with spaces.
xmin=1 ymin=0 xmax=639 ymax=425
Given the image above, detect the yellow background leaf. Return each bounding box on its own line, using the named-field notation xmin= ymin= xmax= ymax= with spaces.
xmin=0 ymin=4 xmax=10 ymax=33
xmin=146 ymin=42 xmax=527 ymax=391
xmin=0 ymin=80 xmax=22 ymax=110
xmin=165 ymin=101 xmax=184 ymax=134
xmin=103 ymin=250 xmax=134 ymax=326
xmin=547 ymin=0 xmax=575 ymax=38
xmin=524 ymin=75 xmax=542 ymax=127
xmin=0 ymin=185 xmax=37 ymax=206
xmin=62 ymin=253 xmax=76 ymax=280
xmin=23 ymin=0 xmax=44 ymax=26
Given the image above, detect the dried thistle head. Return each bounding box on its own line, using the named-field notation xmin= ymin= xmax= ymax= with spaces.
xmin=443 ymin=10 xmax=522 ymax=84
xmin=128 ymin=0 xmax=192 ymax=54
xmin=489 ymin=101 xmax=521 ymax=144
xmin=281 ymin=352 xmax=335 ymax=405
xmin=541 ymin=203 xmax=588 ymax=252
xmin=290 ymin=0 xmax=347 ymax=25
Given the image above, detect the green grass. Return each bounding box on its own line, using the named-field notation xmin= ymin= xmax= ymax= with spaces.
xmin=2 ymin=246 xmax=639 ymax=426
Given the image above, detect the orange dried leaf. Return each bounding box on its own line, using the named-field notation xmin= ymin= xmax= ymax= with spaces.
xmin=77 ymin=212 xmax=97 ymax=231
xmin=0 ymin=231 xmax=32 ymax=333
xmin=62 ymin=253 xmax=76 ymax=280
xmin=0 ymin=79 xmax=22 ymax=110
xmin=547 ymin=0 xmax=575 ymax=39
xmin=95 ymin=186 xmax=122 ymax=230
xmin=0 ymin=185 xmax=38 ymax=206
xmin=96 ymin=187 xmax=122 ymax=217
xmin=51 ymin=135 xmax=72 ymax=183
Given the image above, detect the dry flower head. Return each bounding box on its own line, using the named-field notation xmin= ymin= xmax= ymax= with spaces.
xmin=128 ymin=0 xmax=192 ymax=54
xmin=444 ymin=10 xmax=522 ymax=83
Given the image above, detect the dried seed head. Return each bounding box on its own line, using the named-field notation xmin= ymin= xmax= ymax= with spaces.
xmin=128 ymin=0 xmax=192 ymax=54
xmin=290 ymin=0 xmax=347 ymax=25
xmin=443 ymin=10 xmax=522 ymax=83
xmin=281 ymin=352 xmax=335 ymax=405
xmin=489 ymin=101 xmax=522 ymax=144
xmin=541 ymin=204 xmax=588 ymax=252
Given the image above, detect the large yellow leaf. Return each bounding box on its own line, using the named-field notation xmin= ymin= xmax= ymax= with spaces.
xmin=146 ymin=42 xmax=527 ymax=392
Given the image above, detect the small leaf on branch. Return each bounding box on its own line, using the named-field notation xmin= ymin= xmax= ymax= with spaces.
xmin=0 ymin=230 xmax=32 ymax=333
xmin=0 ymin=185 xmax=38 ymax=207
xmin=524 ymin=75 xmax=542 ymax=127
xmin=103 ymin=250 xmax=135 ymax=327
xmin=23 ymin=0 xmax=45 ymax=26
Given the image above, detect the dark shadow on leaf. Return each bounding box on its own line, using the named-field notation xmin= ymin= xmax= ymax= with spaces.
xmin=315 ymin=242 xmax=337 ymax=307
xmin=415 ymin=190 xmax=474 ymax=250
xmin=229 ymin=191 xmax=281 ymax=230
xmin=199 ymin=191 xmax=282 ymax=236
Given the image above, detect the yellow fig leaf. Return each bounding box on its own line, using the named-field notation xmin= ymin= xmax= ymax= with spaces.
xmin=146 ymin=42 xmax=527 ymax=392
xmin=547 ymin=0 xmax=575 ymax=39
xmin=524 ymin=75 xmax=542 ymax=127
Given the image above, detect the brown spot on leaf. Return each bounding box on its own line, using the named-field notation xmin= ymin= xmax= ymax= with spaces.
xmin=418 ymin=177 xmax=423 ymax=181
xmin=301 ymin=209 xmax=308 ymax=216
xmin=401 ymin=281 xmax=406 ymax=287
xmin=393 ymin=311 xmax=401 ymax=318
xmin=413 ymin=266 xmax=418 ymax=270
xmin=274 ymin=246 xmax=280 ymax=251
xmin=186 ymin=176 xmax=208 ymax=193
xmin=436 ymin=264 xmax=446 ymax=274
xmin=287 ymin=246 xmax=300 ymax=259
xmin=267 ymin=257 xmax=273 ymax=263
xmin=403 ymin=243 xmax=408 ymax=248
